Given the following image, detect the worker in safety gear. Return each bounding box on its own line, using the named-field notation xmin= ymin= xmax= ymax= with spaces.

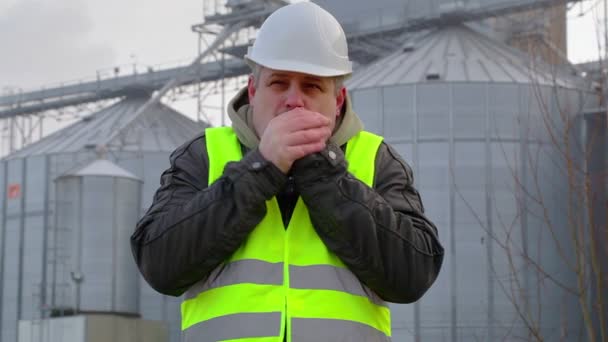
xmin=131 ymin=2 xmax=444 ymax=341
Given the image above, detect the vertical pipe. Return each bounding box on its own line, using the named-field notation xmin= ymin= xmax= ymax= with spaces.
xmin=485 ymin=85 xmax=495 ymax=341
xmin=602 ymin=0 xmax=608 ymax=65
xmin=76 ymin=177 xmax=84 ymax=314
xmin=1 ymin=119 xmax=4 ymax=157
xmin=379 ymin=87 xmax=384 ymax=136
xmin=583 ymin=109 xmax=607 ymax=341
xmin=413 ymin=84 xmax=421 ymax=342
xmin=197 ymin=0 xmax=204 ymax=124
xmin=0 ymin=119 xmax=4 ymax=157
xmin=51 ymin=166 xmax=59 ymax=310
xmin=17 ymin=158 xmax=27 ymax=322
xmin=197 ymin=32 xmax=203 ymax=123
xmin=0 ymin=161 xmax=9 ymax=337
xmin=578 ymin=112 xmax=591 ymax=341
xmin=27 ymin=115 xmax=32 ymax=146
xmin=112 ymin=178 xmax=117 ymax=312
xmin=603 ymin=0 xmax=608 ymax=108
xmin=448 ymin=85 xmax=457 ymax=342
xmin=162 ymin=294 xmax=168 ymax=325
xmin=10 ymin=117 xmax=14 ymax=154
xmin=136 ymin=179 xmax=143 ymax=316
xmin=39 ymin=114 xmax=44 ymax=142
xmin=21 ymin=117 xmax=26 ymax=149
xmin=519 ymin=85 xmax=531 ymax=322
xmin=221 ymin=45 xmax=226 ymax=126
xmin=40 ymin=155 xmax=50 ymax=318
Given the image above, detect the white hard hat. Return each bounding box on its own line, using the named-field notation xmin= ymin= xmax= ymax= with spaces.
xmin=245 ymin=2 xmax=352 ymax=77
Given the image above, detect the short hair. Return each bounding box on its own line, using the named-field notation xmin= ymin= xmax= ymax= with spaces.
xmin=249 ymin=62 xmax=345 ymax=95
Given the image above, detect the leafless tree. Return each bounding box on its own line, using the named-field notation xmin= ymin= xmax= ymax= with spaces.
xmin=453 ymin=6 xmax=606 ymax=341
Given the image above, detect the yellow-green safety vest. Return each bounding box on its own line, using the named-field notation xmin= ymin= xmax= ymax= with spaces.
xmin=181 ymin=126 xmax=391 ymax=342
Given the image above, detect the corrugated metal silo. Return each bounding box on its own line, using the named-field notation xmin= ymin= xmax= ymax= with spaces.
xmin=0 ymin=95 xmax=208 ymax=342
xmin=53 ymin=158 xmax=141 ymax=315
xmin=346 ymin=24 xmax=593 ymax=341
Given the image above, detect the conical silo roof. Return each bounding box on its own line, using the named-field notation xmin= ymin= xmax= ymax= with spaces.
xmin=57 ymin=158 xmax=141 ymax=181
xmin=4 ymin=96 xmax=209 ymax=159
xmin=347 ymin=24 xmax=583 ymax=89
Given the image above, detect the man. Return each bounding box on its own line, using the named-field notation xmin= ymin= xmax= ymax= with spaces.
xmin=131 ymin=2 xmax=443 ymax=341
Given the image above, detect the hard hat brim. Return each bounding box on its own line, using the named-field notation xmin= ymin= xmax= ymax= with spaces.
xmin=245 ymin=55 xmax=352 ymax=78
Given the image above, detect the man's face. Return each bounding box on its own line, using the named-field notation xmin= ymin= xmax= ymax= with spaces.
xmin=247 ymin=67 xmax=346 ymax=138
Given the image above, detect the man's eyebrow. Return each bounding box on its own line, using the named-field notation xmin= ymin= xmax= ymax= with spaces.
xmin=268 ymin=72 xmax=289 ymax=78
xmin=302 ymin=76 xmax=323 ymax=83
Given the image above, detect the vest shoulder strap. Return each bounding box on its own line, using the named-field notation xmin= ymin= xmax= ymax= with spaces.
xmin=345 ymin=131 xmax=383 ymax=187
xmin=205 ymin=126 xmax=242 ymax=185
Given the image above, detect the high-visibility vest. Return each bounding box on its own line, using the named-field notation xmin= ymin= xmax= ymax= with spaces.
xmin=181 ymin=127 xmax=391 ymax=342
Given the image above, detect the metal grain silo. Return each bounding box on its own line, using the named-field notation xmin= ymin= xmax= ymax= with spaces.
xmin=53 ymin=158 xmax=142 ymax=315
xmin=0 ymin=95 xmax=207 ymax=342
xmin=346 ymin=24 xmax=593 ymax=341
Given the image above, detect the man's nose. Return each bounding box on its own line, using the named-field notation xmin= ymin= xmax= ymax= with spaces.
xmin=285 ymin=87 xmax=305 ymax=109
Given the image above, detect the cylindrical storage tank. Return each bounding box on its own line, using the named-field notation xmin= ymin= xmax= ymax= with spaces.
xmin=347 ymin=24 xmax=595 ymax=341
xmin=53 ymin=158 xmax=142 ymax=315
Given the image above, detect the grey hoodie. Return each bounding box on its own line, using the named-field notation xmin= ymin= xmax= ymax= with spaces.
xmin=227 ymin=86 xmax=365 ymax=149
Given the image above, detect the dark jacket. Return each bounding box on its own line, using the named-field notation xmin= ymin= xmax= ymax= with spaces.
xmin=131 ymin=88 xmax=444 ymax=303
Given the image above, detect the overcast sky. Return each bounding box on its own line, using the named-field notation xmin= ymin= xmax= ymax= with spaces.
xmin=0 ymin=0 xmax=604 ymax=121
xmin=0 ymin=0 xmax=203 ymax=90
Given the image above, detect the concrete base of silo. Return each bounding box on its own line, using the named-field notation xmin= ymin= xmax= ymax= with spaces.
xmin=18 ymin=314 xmax=168 ymax=342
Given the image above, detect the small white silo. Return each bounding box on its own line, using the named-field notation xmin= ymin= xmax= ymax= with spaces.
xmin=53 ymin=158 xmax=142 ymax=316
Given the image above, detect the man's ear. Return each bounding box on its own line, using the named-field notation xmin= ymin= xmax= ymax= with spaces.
xmin=336 ymin=86 xmax=346 ymax=116
xmin=248 ymin=75 xmax=256 ymax=101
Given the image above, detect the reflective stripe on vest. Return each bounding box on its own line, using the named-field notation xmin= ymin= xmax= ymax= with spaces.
xmin=182 ymin=127 xmax=390 ymax=342
xmin=183 ymin=316 xmax=390 ymax=342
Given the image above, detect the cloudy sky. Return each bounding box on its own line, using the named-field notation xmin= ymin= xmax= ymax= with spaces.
xmin=0 ymin=0 xmax=203 ymax=90
xmin=0 ymin=0 xmax=604 ymax=121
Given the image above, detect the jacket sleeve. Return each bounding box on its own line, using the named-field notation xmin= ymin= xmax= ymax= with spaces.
xmin=292 ymin=141 xmax=444 ymax=303
xmin=130 ymin=134 xmax=287 ymax=296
